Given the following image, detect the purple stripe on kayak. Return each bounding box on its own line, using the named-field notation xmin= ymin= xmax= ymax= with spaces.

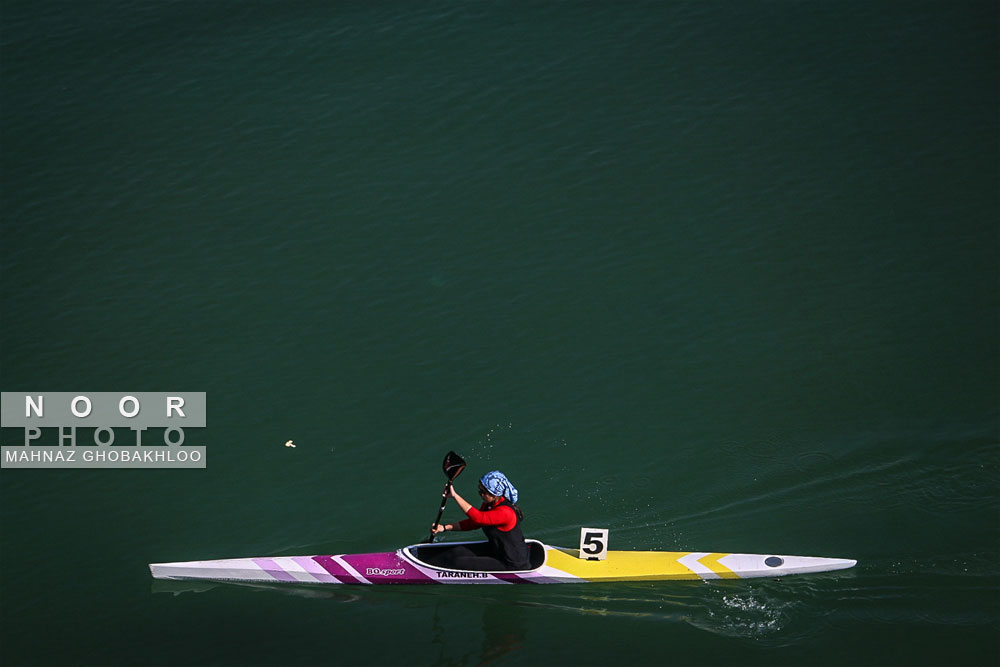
xmin=492 ymin=572 xmax=539 ymax=584
xmin=252 ymin=558 xmax=299 ymax=583
xmin=343 ymin=553 xmax=438 ymax=584
xmin=293 ymin=556 xmax=341 ymax=583
xmin=312 ymin=555 xmax=359 ymax=582
xmin=492 ymin=572 xmax=568 ymax=584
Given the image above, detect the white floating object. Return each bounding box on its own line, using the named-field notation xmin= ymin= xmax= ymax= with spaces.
xmin=284 ymin=440 xmax=295 ymax=448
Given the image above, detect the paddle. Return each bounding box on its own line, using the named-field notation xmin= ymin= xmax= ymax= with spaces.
xmin=425 ymin=450 xmax=466 ymax=543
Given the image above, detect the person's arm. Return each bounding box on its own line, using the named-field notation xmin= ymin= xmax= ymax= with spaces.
xmin=431 ymin=486 xmax=477 ymax=535
xmin=432 ymin=522 xmax=465 ymax=534
xmin=464 ymin=504 xmax=516 ymax=529
xmin=449 ymin=486 xmax=474 ymax=514
xmin=447 ymin=486 xmax=479 ymax=531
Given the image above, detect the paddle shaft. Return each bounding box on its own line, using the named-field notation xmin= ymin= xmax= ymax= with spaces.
xmin=426 ymin=481 xmax=453 ymax=543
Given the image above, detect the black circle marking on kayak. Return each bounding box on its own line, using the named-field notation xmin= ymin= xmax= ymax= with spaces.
xmin=765 ymin=557 xmax=784 ymax=567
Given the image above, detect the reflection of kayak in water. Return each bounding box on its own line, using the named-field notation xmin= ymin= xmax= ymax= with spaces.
xmin=149 ymin=538 xmax=857 ymax=585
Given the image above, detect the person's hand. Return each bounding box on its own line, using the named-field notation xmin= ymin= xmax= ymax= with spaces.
xmin=446 ymin=483 xmax=457 ymax=499
xmin=432 ymin=523 xmax=447 ymax=535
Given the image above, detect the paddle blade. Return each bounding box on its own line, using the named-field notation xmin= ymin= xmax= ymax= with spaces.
xmin=443 ymin=451 xmax=466 ymax=481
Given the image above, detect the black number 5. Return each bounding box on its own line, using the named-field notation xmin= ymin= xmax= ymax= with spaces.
xmin=582 ymin=531 xmax=605 ymax=555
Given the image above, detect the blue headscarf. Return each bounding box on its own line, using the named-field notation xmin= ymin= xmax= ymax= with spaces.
xmin=480 ymin=471 xmax=519 ymax=504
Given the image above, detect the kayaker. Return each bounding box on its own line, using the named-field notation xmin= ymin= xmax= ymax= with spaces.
xmin=431 ymin=470 xmax=530 ymax=571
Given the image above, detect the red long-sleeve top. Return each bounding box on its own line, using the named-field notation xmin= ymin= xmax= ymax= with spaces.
xmin=457 ymin=498 xmax=518 ymax=532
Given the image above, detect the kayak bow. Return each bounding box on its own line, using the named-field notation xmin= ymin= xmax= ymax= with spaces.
xmin=149 ymin=540 xmax=856 ymax=585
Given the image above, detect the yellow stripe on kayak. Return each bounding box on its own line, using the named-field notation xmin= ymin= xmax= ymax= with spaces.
xmin=544 ymin=548 xmax=705 ymax=581
xmin=698 ymin=552 xmax=740 ymax=579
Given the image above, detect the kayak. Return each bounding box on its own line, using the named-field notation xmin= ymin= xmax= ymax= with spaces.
xmin=149 ymin=539 xmax=856 ymax=585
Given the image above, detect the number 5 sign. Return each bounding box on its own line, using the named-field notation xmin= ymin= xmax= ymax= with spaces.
xmin=579 ymin=527 xmax=609 ymax=560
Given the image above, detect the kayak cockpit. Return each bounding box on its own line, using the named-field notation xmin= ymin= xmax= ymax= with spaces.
xmin=403 ymin=539 xmax=546 ymax=573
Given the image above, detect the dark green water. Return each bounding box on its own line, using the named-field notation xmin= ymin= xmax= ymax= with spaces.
xmin=1 ymin=2 xmax=997 ymax=665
